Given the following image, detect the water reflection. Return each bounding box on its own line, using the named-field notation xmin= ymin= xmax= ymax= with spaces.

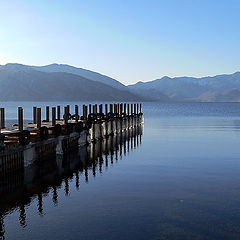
xmin=0 ymin=125 xmax=143 ymax=239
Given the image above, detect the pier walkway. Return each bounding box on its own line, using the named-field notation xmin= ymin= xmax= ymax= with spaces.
xmin=0 ymin=103 xmax=143 ymax=174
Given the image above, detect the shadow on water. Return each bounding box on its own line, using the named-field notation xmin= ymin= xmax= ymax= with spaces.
xmin=0 ymin=125 xmax=143 ymax=239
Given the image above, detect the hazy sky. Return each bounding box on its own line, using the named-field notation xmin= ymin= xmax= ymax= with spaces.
xmin=0 ymin=0 xmax=239 ymax=85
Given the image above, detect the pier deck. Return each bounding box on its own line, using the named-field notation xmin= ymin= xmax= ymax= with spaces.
xmin=0 ymin=103 xmax=143 ymax=174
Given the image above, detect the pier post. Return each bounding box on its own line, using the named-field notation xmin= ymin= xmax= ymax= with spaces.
xmin=83 ymin=105 xmax=87 ymax=120
xmin=95 ymin=104 xmax=98 ymax=114
xmin=120 ymin=104 xmax=123 ymax=131
xmin=105 ymin=104 xmax=108 ymax=135
xmin=0 ymin=108 xmax=5 ymax=129
xmin=52 ymin=107 xmax=56 ymax=126
xmin=93 ymin=104 xmax=97 ymax=114
xmin=130 ymin=104 xmax=133 ymax=128
xmin=120 ymin=104 xmax=123 ymax=116
xmin=67 ymin=105 xmax=70 ymax=117
xmin=99 ymin=104 xmax=103 ymax=114
xmin=89 ymin=104 xmax=92 ymax=114
xmin=127 ymin=104 xmax=130 ymax=129
xmin=64 ymin=106 xmax=68 ymax=124
xmin=134 ymin=104 xmax=136 ymax=126
xmin=18 ymin=107 xmax=23 ymax=131
xmin=37 ymin=108 xmax=41 ymax=128
xmin=46 ymin=106 xmax=50 ymax=122
xmin=124 ymin=103 xmax=126 ymax=115
xmin=85 ymin=105 xmax=88 ymax=119
xmin=110 ymin=104 xmax=113 ymax=113
xmin=117 ymin=104 xmax=120 ymax=116
xmin=33 ymin=107 xmax=37 ymax=124
xmin=140 ymin=104 xmax=142 ymax=113
xmin=57 ymin=106 xmax=61 ymax=120
xmin=105 ymin=104 xmax=108 ymax=115
xmin=75 ymin=105 xmax=79 ymax=122
xmin=137 ymin=104 xmax=139 ymax=114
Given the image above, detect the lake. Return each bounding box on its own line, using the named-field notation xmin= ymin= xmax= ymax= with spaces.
xmin=1 ymin=102 xmax=240 ymax=240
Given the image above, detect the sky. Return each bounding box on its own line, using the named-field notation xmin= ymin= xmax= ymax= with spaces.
xmin=0 ymin=0 xmax=239 ymax=85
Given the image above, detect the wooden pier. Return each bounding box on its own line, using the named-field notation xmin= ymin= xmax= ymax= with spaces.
xmin=0 ymin=103 xmax=143 ymax=174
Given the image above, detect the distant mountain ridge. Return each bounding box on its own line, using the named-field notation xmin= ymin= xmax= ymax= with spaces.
xmin=1 ymin=63 xmax=240 ymax=102
xmin=128 ymin=72 xmax=240 ymax=102
xmin=0 ymin=63 xmax=140 ymax=101
xmin=0 ymin=63 xmax=126 ymax=90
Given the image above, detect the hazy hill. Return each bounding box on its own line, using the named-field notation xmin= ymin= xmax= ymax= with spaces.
xmin=128 ymin=72 xmax=240 ymax=102
xmin=0 ymin=66 xmax=140 ymax=101
xmin=197 ymin=89 xmax=240 ymax=102
xmin=0 ymin=63 xmax=126 ymax=90
xmin=127 ymin=86 xmax=170 ymax=102
xmin=1 ymin=63 xmax=240 ymax=102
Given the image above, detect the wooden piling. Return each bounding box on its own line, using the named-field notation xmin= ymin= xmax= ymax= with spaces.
xmin=82 ymin=105 xmax=86 ymax=120
xmin=67 ymin=105 xmax=70 ymax=117
xmin=124 ymin=104 xmax=126 ymax=115
xmin=105 ymin=104 xmax=108 ymax=115
xmin=52 ymin=107 xmax=56 ymax=126
xmin=83 ymin=105 xmax=87 ymax=120
xmin=37 ymin=108 xmax=41 ymax=128
xmin=140 ymin=104 xmax=142 ymax=113
xmin=89 ymin=104 xmax=92 ymax=114
xmin=120 ymin=104 xmax=123 ymax=115
xmin=110 ymin=104 xmax=113 ymax=113
xmin=33 ymin=107 xmax=37 ymax=124
xmin=46 ymin=106 xmax=50 ymax=122
xmin=82 ymin=105 xmax=85 ymax=119
xmin=18 ymin=107 xmax=23 ymax=131
xmin=75 ymin=105 xmax=79 ymax=122
xmin=93 ymin=104 xmax=97 ymax=114
xmin=117 ymin=104 xmax=120 ymax=116
xmin=134 ymin=104 xmax=136 ymax=114
xmin=99 ymin=104 xmax=103 ymax=114
xmin=0 ymin=108 xmax=5 ymax=129
xmin=131 ymin=104 xmax=133 ymax=115
xmin=95 ymin=104 xmax=98 ymax=114
xmin=127 ymin=104 xmax=130 ymax=115
xmin=64 ymin=106 xmax=68 ymax=124
xmin=137 ymin=104 xmax=139 ymax=114
xmin=57 ymin=106 xmax=61 ymax=120
xmin=85 ymin=105 xmax=88 ymax=119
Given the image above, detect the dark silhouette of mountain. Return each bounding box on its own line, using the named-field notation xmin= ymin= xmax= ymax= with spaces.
xmin=0 ymin=65 xmax=140 ymax=101
xmin=128 ymin=72 xmax=240 ymax=102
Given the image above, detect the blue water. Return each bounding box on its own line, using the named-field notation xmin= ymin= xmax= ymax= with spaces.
xmin=1 ymin=102 xmax=240 ymax=239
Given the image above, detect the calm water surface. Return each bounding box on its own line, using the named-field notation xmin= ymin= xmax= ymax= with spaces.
xmin=1 ymin=102 xmax=240 ymax=240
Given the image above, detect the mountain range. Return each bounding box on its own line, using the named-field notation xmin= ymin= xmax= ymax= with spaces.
xmin=0 ymin=63 xmax=240 ymax=102
xmin=128 ymin=72 xmax=240 ymax=102
xmin=0 ymin=63 xmax=139 ymax=101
